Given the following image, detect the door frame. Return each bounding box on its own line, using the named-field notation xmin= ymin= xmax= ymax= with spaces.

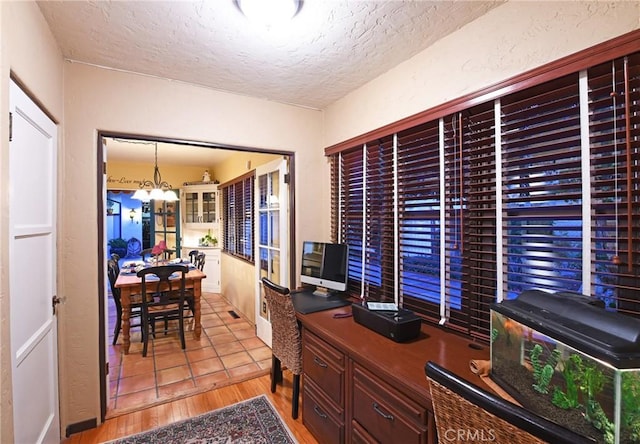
xmin=97 ymin=131 xmax=297 ymax=420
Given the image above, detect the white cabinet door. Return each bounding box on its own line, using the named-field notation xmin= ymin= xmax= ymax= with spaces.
xmin=183 ymin=247 xmax=221 ymax=293
xmin=202 ymin=249 xmax=221 ymax=293
xmin=181 ymin=185 xmax=219 ymax=229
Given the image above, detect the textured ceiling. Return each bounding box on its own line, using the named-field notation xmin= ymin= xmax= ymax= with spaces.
xmin=37 ymin=0 xmax=502 ymax=110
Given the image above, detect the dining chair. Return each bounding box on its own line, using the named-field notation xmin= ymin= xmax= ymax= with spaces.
xmin=195 ymin=252 xmax=206 ymax=271
xmin=107 ymin=258 xmax=143 ymax=345
xmin=125 ymin=237 xmax=142 ymax=258
xmin=140 ymin=248 xmax=154 ymax=262
xmin=137 ymin=264 xmax=190 ymax=357
xmin=261 ymin=277 xmax=302 ymax=419
xmin=162 ymin=248 xmax=176 ymax=260
xmin=177 ymin=253 xmax=203 ymax=324
xmin=188 ymin=249 xmax=200 ymax=264
xmin=141 ymin=247 xmax=175 ymax=262
xmin=425 ymin=361 xmax=591 ymax=444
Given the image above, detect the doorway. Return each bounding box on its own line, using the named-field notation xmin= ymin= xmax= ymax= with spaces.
xmin=97 ymin=132 xmax=296 ymax=420
xmin=106 ymin=190 xmax=145 ymax=261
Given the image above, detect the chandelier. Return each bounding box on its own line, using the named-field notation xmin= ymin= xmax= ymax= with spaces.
xmin=132 ymin=142 xmax=179 ymax=202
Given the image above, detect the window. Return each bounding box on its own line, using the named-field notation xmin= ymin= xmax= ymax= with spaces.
xmin=501 ymin=74 xmax=583 ymax=298
xmin=589 ymin=55 xmax=640 ymax=315
xmin=330 ymin=42 xmax=640 ymax=342
xmin=397 ymin=122 xmax=442 ymax=321
xmin=445 ymin=104 xmax=497 ymax=338
xmin=335 ymin=147 xmax=366 ymax=297
xmin=221 ymin=173 xmax=255 ymax=262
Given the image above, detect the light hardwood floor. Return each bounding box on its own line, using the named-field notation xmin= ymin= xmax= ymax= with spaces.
xmin=107 ymin=292 xmax=272 ymax=416
xmin=64 ymin=372 xmax=318 ymax=443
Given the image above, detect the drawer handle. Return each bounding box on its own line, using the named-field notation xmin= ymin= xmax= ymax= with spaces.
xmin=313 ymin=405 xmax=328 ymax=419
xmin=373 ymin=402 xmax=394 ymax=421
xmin=313 ymin=356 xmax=328 ymax=368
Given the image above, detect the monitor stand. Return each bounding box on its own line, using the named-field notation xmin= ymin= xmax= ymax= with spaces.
xmin=312 ymin=286 xmax=332 ymax=297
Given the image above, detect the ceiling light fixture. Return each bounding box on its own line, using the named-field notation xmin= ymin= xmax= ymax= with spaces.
xmin=132 ymin=142 xmax=179 ymax=202
xmin=235 ymin=0 xmax=301 ymax=25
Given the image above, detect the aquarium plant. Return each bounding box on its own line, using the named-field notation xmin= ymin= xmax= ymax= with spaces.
xmin=530 ymin=344 xmax=561 ymax=394
xmin=566 ymin=354 xmax=615 ymax=444
xmin=622 ymin=372 xmax=640 ymax=442
xmin=491 ymin=328 xmax=498 ymax=343
xmin=552 ymin=353 xmax=582 ymax=409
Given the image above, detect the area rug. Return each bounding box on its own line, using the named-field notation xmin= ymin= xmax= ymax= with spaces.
xmin=105 ymin=395 xmax=297 ymax=444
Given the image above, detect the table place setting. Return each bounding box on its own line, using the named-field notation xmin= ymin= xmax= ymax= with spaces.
xmin=119 ymin=258 xmax=195 ymax=276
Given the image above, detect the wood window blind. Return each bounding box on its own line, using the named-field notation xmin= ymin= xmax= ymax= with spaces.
xmin=589 ymin=54 xmax=640 ymax=315
xmin=365 ymin=136 xmax=395 ymax=301
xmin=338 ymin=147 xmax=366 ymax=297
xmin=501 ymin=74 xmax=584 ymax=298
xmin=330 ymin=45 xmax=640 ymax=341
xmin=397 ymin=121 xmax=442 ymax=322
xmin=445 ymin=103 xmax=497 ymax=340
xmin=222 ymin=174 xmax=255 ymax=262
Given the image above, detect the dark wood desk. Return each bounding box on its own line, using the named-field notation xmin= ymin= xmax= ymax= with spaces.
xmin=114 ymin=268 xmax=206 ymax=354
xmin=297 ymin=305 xmax=489 ymax=443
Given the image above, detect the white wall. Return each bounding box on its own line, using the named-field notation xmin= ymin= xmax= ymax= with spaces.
xmin=323 ymin=1 xmax=640 ymax=147
xmin=61 ymin=62 xmax=324 ymax=428
xmin=2 ymin=0 xmax=640 ymax=438
xmin=0 ymin=2 xmax=64 ymax=442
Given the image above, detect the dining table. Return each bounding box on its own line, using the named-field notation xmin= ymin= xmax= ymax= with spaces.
xmin=114 ymin=261 xmax=207 ymax=354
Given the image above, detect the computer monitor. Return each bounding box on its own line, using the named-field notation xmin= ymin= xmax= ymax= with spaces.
xmin=300 ymin=241 xmax=349 ymax=297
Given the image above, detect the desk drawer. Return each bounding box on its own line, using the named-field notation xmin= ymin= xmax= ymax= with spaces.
xmin=303 ymin=378 xmax=344 ymax=444
xmin=351 ymin=419 xmax=377 ymax=444
xmin=303 ymin=330 xmax=344 ymax=406
xmin=353 ymin=364 xmax=428 ymax=444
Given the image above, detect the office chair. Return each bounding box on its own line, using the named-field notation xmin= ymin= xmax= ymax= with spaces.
xmin=261 ymin=277 xmax=302 ymax=419
xmin=137 ymin=264 xmax=189 ymax=357
xmin=425 ymin=361 xmax=592 ymax=444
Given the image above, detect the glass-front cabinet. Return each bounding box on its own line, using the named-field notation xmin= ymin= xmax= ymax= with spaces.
xmin=181 ymin=184 xmax=219 ymax=229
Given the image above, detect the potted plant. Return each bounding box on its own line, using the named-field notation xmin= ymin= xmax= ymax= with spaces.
xmin=199 ymin=232 xmax=218 ymax=247
xmin=108 ymin=237 xmax=128 ymax=258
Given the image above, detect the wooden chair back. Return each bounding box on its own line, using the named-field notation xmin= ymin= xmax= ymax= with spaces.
xmin=137 ymin=264 xmax=189 ymax=356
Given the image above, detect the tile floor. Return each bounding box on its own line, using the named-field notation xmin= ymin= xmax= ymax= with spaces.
xmin=107 ymin=291 xmax=272 ymax=417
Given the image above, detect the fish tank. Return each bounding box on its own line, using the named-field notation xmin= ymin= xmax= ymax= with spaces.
xmin=490 ymin=290 xmax=640 ymax=444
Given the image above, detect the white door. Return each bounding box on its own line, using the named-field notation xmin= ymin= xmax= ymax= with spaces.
xmin=9 ymin=79 xmax=60 ymax=443
xmin=255 ymin=158 xmax=289 ymax=347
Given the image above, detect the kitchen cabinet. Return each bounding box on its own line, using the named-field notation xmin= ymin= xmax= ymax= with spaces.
xmin=181 ymin=184 xmax=219 ymax=229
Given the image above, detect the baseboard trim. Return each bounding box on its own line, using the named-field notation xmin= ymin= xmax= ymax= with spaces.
xmin=66 ymin=418 xmax=97 ymax=437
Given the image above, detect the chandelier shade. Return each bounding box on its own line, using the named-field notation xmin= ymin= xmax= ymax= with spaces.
xmin=132 ymin=142 xmax=179 ymax=202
